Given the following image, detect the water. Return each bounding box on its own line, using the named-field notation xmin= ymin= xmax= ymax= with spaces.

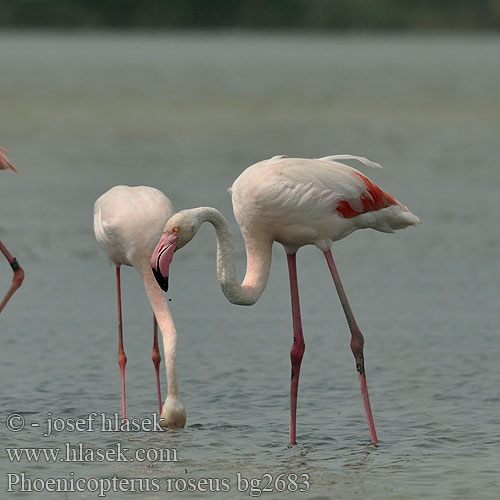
xmin=1 ymin=31 xmax=499 ymax=499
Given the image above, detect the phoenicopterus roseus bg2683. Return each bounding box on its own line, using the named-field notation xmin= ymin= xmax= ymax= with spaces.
xmin=0 ymin=147 xmax=25 ymax=314
xmin=94 ymin=186 xmax=186 ymax=426
xmin=151 ymin=155 xmax=420 ymax=444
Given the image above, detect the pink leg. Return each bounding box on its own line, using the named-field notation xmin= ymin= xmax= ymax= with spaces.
xmin=287 ymin=253 xmax=305 ymax=445
xmin=116 ymin=266 xmax=127 ymax=421
xmin=324 ymin=250 xmax=378 ymax=445
xmin=152 ymin=314 xmax=162 ymax=415
xmin=0 ymin=240 xmax=25 ymax=314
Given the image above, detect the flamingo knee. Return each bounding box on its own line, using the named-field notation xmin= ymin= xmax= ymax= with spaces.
xmin=118 ymin=350 xmax=127 ymax=370
xmin=152 ymin=350 xmax=161 ymax=368
xmin=290 ymin=339 xmax=305 ymax=377
xmin=10 ymin=260 xmax=25 ymax=292
xmin=13 ymin=267 xmax=25 ymax=289
xmin=350 ymin=329 xmax=365 ymax=375
xmin=0 ymin=256 xmax=24 ymax=314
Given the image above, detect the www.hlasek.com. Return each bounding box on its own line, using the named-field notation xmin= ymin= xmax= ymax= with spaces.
xmin=6 ymin=473 xmax=311 ymax=497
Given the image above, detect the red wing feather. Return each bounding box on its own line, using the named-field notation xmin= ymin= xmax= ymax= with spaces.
xmin=336 ymin=172 xmax=397 ymax=218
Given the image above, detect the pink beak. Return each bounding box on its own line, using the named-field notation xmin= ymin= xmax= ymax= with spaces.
xmin=151 ymin=231 xmax=178 ymax=292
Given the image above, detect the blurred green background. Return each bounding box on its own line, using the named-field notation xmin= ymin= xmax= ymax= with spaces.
xmin=1 ymin=0 xmax=499 ymax=30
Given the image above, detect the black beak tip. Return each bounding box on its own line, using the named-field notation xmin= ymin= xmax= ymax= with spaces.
xmin=152 ymin=267 xmax=169 ymax=292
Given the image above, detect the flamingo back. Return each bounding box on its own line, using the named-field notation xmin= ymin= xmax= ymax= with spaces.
xmin=94 ymin=186 xmax=174 ymax=269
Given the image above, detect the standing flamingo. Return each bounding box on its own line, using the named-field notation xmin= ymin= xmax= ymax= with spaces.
xmin=0 ymin=147 xmax=24 ymax=314
xmin=151 ymin=155 xmax=420 ymax=445
xmin=94 ymin=185 xmax=186 ymax=426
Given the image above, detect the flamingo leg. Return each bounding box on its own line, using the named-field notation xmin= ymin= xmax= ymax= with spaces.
xmin=152 ymin=314 xmax=162 ymax=415
xmin=324 ymin=250 xmax=378 ymax=445
xmin=0 ymin=240 xmax=25 ymax=314
xmin=115 ymin=266 xmax=128 ymax=421
xmin=287 ymin=253 xmax=305 ymax=445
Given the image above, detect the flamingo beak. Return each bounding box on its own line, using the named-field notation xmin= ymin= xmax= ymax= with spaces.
xmin=151 ymin=231 xmax=178 ymax=292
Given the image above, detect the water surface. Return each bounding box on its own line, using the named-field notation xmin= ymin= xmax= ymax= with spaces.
xmin=1 ymin=32 xmax=499 ymax=498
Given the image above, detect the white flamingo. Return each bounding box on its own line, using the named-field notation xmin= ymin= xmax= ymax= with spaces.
xmin=151 ymin=155 xmax=420 ymax=444
xmin=0 ymin=147 xmax=24 ymax=314
xmin=94 ymin=186 xmax=185 ymax=427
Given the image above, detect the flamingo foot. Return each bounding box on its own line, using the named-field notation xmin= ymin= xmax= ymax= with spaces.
xmin=351 ymin=330 xmax=378 ymax=445
xmin=358 ymin=371 xmax=378 ymax=445
xmin=289 ymin=338 xmax=305 ymax=445
xmin=118 ymin=350 xmax=127 ymax=421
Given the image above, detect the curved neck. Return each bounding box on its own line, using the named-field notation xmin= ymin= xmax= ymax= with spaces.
xmin=197 ymin=208 xmax=272 ymax=306
xmin=138 ymin=267 xmax=181 ymax=399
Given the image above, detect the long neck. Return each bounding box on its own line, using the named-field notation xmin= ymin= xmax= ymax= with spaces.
xmin=197 ymin=208 xmax=272 ymax=306
xmin=138 ymin=266 xmax=181 ymax=400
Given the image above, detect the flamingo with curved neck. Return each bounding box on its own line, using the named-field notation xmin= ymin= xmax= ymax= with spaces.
xmin=152 ymin=155 xmax=421 ymax=444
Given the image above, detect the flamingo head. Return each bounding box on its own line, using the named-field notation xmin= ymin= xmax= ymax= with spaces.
xmin=151 ymin=210 xmax=201 ymax=292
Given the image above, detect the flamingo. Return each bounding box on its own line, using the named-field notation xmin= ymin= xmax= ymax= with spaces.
xmin=0 ymin=147 xmax=24 ymax=314
xmin=151 ymin=155 xmax=421 ymax=445
xmin=94 ymin=185 xmax=186 ymax=427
